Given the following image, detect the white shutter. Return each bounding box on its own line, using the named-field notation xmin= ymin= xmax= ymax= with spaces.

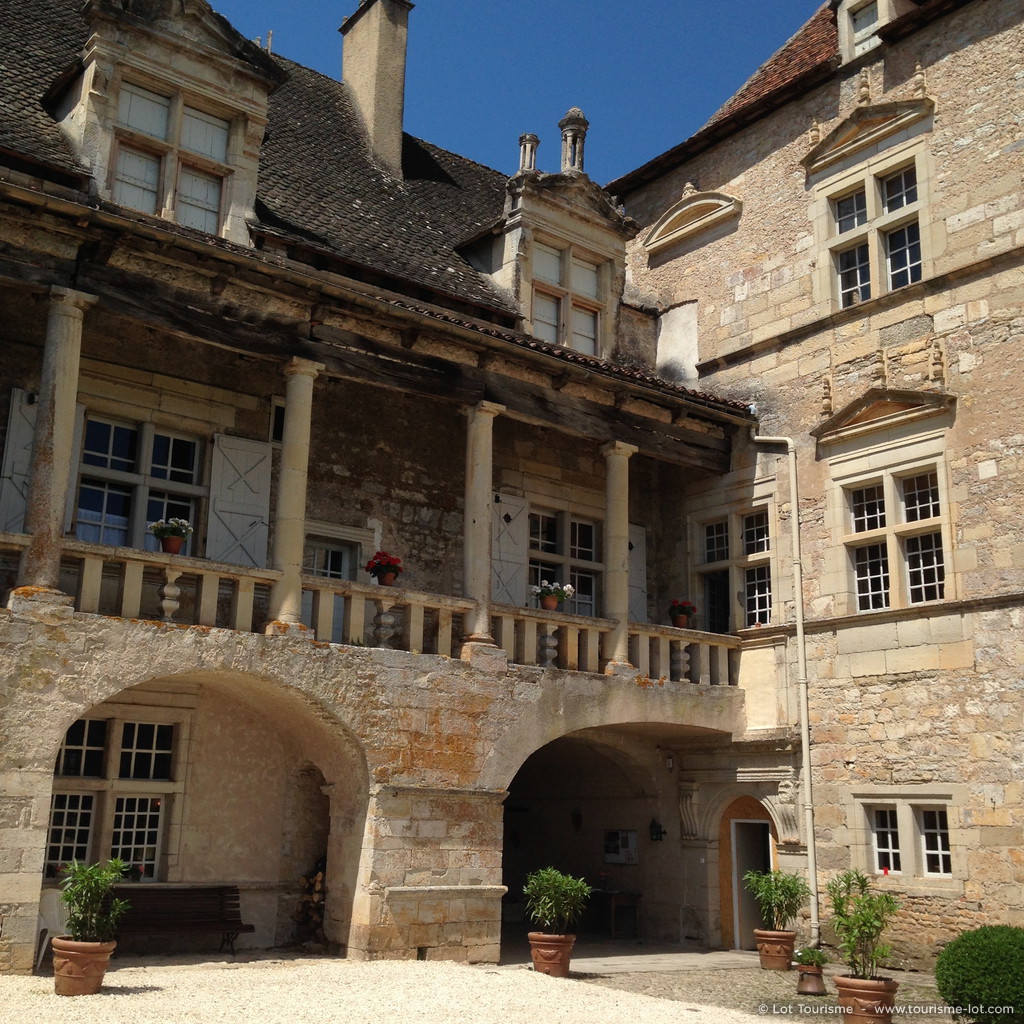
xmin=628 ymin=522 xmax=648 ymax=623
xmin=206 ymin=434 xmax=271 ymax=567
xmin=491 ymin=492 xmax=529 ymax=606
xmin=0 ymin=388 xmax=37 ymax=533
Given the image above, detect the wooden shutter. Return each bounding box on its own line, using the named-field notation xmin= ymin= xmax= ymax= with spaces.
xmin=628 ymin=522 xmax=648 ymax=623
xmin=206 ymin=434 xmax=271 ymax=567
xmin=491 ymin=492 xmax=528 ymax=606
xmin=0 ymin=388 xmax=37 ymax=533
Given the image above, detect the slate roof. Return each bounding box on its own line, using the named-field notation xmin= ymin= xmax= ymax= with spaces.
xmin=255 ymin=57 xmax=513 ymax=313
xmin=0 ymin=0 xmax=513 ymax=315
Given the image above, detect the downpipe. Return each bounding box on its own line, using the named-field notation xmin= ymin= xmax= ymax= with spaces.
xmin=750 ymin=429 xmax=820 ymax=946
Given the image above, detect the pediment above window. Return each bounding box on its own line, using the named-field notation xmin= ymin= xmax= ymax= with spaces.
xmin=802 ymin=98 xmax=934 ymax=176
xmin=811 ymin=387 xmax=955 ymax=445
xmin=643 ymin=187 xmax=741 ymax=254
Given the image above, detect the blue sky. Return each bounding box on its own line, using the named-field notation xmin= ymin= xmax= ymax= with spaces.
xmin=210 ymin=1 xmax=825 ymax=184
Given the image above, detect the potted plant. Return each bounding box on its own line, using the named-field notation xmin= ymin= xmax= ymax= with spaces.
xmin=826 ymin=869 xmax=901 ymax=1024
xmin=522 ymin=866 xmax=591 ymax=977
xmin=364 ymin=550 xmax=402 ymax=586
xmin=668 ymin=599 xmax=696 ymax=627
xmin=52 ymin=859 xmax=130 ymax=996
xmin=794 ymin=945 xmax=829 ymax=995
xmin=529 ymin=580 xmax=575 ymax=611
xmin=743 ymin=868 xmax=811 ymax=970
xmin=148 ymin=517 xmax=193 ymax=554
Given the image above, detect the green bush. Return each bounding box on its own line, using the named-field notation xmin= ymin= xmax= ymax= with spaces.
xmin=522 ymin=867 xmax=591 ymax=935
xmin=59 ymin=859 xmax=130 ymax=942
xmin=743 ymin=869 xmax=811 ymax=931
xmin=934 ymin=926 xmax=1024 ymax=1024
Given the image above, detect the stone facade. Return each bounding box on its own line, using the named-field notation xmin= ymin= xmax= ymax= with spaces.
xmin=0 ymin=0 xmax=1019 ymax=978
xmin=615 ymin=0 xmax=1024 ymax=966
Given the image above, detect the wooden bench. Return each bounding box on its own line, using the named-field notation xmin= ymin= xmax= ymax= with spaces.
xmin=111 ymin=885 xmax=255 ymax=954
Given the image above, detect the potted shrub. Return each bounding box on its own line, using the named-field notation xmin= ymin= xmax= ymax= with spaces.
xmin=522 ymin=866 xmax=591 ymax=977
xmin=529 ymin=580 xmax=575 ymax=612
xmin=364 ymin=550 xmax=403 ymax=586
xmin=148 ymin=517 xmax=193 ymax=554
xmin=794 ymin=945 xmax=829 ymax=995
xmin=934 ymin=925 xmax=1024 ymax=1024
xmin=668 ymin=599 xmax=696 ymax=627
xmin=52 ymin=858 xmax=130 ymax=996
xmin=826 ymin=869 xmax=901 ymax=1024
xmin=743 ymin=868 xmax=811 ymax=970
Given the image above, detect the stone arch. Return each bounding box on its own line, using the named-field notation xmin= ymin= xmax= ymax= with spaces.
xmin=16 ymin=655 xmax=370 ymax=959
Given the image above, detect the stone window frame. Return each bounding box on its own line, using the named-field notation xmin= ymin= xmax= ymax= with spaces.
xmin=849 ymin=789 xmax=963 ymax=890
xmin=825 ymin=429 xmax=953 ymax=617
xmin=811 ymin=141 xmax=933 ymax=314
xmin=46 ymin=708 xmax=191 ymax=881
xmin=75 ymin=414 xmax=207 ymax=555
xmin=299 ymin=520 xmax=378 ymax=641
xmin=835 ymin=0 xmax=920 ymax=64
xmin=527 ymin=236 xmax=610 ymax=357
xmin=110 ymin=77 xmax=244 ymax=237
xmin=692 ymin=501 xmax=777 ymax=632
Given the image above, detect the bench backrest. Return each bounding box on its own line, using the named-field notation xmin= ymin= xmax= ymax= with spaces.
xmin=112 ymin=885 xmax=245 ymax=925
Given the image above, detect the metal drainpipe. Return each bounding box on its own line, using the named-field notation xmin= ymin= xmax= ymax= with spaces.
xmin=750 ymin=429 xmax=820 ymax=946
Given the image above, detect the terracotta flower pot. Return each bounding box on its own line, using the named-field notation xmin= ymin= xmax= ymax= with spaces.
xmin=527 ymin=931 xmax=576 ymax=977
xmin=160 ymin=535 xmax=184 ymax=554
xmin=797 ymin=965 xmax=828 ymax=995
xmin=833 ymin=975 xmax=899 ymax=1024
xmin=377 ymin=572 xmax=397 ymax=587
xmin=540 ymin=594 xmax=559 ymax=610
xmin=753 ymin=928 xmax=797 ymax=970
xmin=671 ymin=614 xmax=689 ymax=628
xmin=52 ymin=936 xmax=117 ymax=996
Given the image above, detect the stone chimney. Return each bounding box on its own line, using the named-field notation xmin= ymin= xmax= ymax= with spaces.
xmin=559 ymin=107 xmax=589 ymax=173
xmin=341 ymin=0 xmax=414 ymax=178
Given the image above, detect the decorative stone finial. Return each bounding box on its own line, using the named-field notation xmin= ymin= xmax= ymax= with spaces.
xmin=858 ymin=69 xmax=871 ymax=106
xmin=913 ymin=61 xmax=927 ymax=99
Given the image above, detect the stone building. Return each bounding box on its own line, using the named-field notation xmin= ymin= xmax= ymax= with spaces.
xmin=0 ymin=0 xmax=1019 ymax=975
xmin=611 ymin=0 xmax=1024 ymax=958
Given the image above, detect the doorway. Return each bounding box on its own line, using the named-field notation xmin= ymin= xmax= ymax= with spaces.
xmin=731 ymin=819 xmax=771 ymax=950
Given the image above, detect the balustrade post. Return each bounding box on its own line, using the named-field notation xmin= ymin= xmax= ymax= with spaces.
xmin=601 ymin=441 xmax=637 ymax=674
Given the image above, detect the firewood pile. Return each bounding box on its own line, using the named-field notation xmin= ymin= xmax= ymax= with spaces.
xmin=293 ymin=856 xmax=327 ymax=943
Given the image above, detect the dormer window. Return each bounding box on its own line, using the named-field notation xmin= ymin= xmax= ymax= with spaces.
xmin=113 ymin=82 xmax=233 ymax=235
xmin=530 ymin=241 xmax=607 ymax=356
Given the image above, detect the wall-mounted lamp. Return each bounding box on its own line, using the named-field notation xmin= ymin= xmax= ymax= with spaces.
xmin=665 ymin=754 xmax=674 ymax=771
xmin=649 ymin=818 xmax=667 ymax=841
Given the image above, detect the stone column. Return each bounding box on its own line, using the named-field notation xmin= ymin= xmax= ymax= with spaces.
xmin=266 ymin=357 xmax=324 ymax=635
xmin=13 ymin=287 xmax=96 ymax=610
xmin=601 ymin=440 xmax=637 ymax=672
xmin=462 ymin=401 xmax=505 ymax=652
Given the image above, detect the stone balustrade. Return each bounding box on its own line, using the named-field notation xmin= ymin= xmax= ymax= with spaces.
xmin=0 ymin=533 xmax=740 ymax=679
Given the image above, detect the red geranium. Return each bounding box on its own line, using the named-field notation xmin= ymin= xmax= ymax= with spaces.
xmin=365 ymin=550 xmax=403 ymax=578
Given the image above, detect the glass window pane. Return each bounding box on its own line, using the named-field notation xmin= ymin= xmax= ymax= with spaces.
xmin=45 ymin=793 xmax=95 ymax=877
xmin=838 ymin=243 xmax=871 ymax=307
xmin=529 ymin=512 xmax=558 ymax=554
xmin=534 ymin=243 xmax=562 ymax=285
xmin=77 ymin=479 xmax=132 ymax=546
xmin=743 ymin=511 xmax=770 ymax=554
xmin=883 ymin=166 xmax=918 ymax=212
xmin=902 ymin=472 xmax=940 ymax=522
xmin=886 ymin=221 xmax=922 ymax=290
xmin=83 ymin=420 xmax=137 ymax=472
xmin=852 ymin=484 xmax=886 ymax=532
xmin=111 ymin=796 xmax=163 ymax=879
xmin=855 ymin=543 xmax=890 ymax=610
xmin=532 ymin=291 xmax=559 ymax=343
xmin=835 ymin=189 xmax=867 ymax=233
xmin=118 ymin=84 xmax=170 ymax=139
xmin=570 ymin=520 xmax=596 ymax=561
xmin=873 ymin=808 xmax=901 ymax=873
xmin=704 ymin=521 xmax=729 ymax=563
xmin=906 ymin=532 xmax=945 ymax=603
xmin=150 ymin=434 xmax=198 ymax=483
xmin=182 ymin=107 xmax=230 ymax=162
xmin=744 ymin=565 xmax=772 ymax=626
xmin=569 ymin=569 xmax=596 ymax=617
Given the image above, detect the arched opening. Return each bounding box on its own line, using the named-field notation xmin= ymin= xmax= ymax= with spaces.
xmin=500 ymin=731 xmax=670 ymax=951
xmin=40 ymin=672 xmax=368 ymax=956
